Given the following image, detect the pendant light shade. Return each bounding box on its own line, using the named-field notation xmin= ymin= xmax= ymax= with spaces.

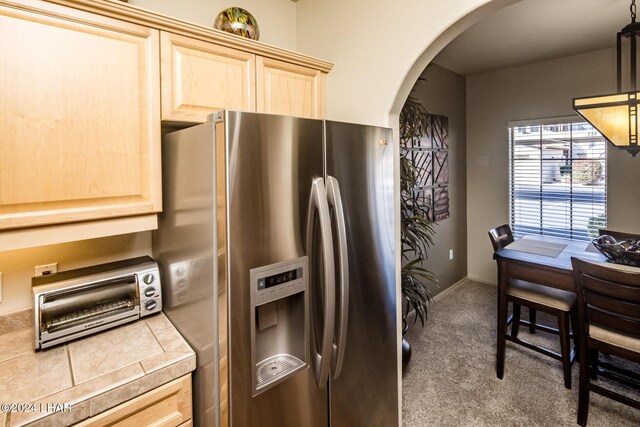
xmin=572 ymin=1 xmax=640 ymax=157
xmin=573 ymin=92 xmax=640 ymax=156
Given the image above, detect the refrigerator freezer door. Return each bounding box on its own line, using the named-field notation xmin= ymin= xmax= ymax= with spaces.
xmin=224 ymin=111 xmax=329 ymax=427
xmin=325 ymin=121 xmax=398 ymax=426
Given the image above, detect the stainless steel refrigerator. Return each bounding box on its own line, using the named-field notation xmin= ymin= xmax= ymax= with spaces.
xmin=154 ymin=110 xmax=397 ymax=427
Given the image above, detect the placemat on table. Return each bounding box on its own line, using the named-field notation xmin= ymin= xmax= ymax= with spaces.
xmin=585 ymin=242 xmax=600 ymax=253
xmin=505 ymin=237 xmax=567 ymax=257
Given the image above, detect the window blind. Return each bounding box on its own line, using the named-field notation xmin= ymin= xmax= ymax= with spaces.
xmin=509 ymin=119 xmax=607 ymax=242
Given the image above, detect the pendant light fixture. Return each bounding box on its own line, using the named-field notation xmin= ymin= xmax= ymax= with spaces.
xmin=573 ymin=0 xmax=640 ymax=156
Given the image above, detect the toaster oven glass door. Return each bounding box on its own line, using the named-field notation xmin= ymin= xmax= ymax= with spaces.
xmin=40 ymin=276 xmax=139 ymax=335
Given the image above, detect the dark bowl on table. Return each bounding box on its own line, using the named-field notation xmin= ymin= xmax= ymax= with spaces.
xmin=592 ymin=235 xmax=640 ymax=267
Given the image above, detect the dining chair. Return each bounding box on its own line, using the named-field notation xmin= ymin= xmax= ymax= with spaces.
xmin=571 ymin=258 xmax=640 ymax=426
xmin=489 ymin=224 xmax=576 ymax=389
xmin=488 ymin=225 xmax=537 ymax=334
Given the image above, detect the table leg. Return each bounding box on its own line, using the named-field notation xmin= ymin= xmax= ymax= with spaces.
xmin=497 ymin=258 xmax=508 ymax=380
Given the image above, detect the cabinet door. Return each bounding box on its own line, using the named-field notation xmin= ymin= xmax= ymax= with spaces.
xmin=256 ymin=56 xmax=326 ymax=119
xmin=0 ymin=0 xmax=161 ymax=230
xmin=161 ymin=31 xmax=255 ymax=123
xmin=74 ymin=374 xmax=192 ymax=426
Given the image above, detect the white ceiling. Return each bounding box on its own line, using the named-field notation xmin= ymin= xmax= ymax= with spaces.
xmin=433 ymin=0 xmax=633 ymax=76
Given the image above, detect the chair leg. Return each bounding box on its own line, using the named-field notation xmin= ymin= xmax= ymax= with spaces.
xmin=577 ymin=345 xmax=590 ymax=426
xmin=558 ymin=311 xmax=572 ymax=389
xmin=497 ymin=298 xmax=508 ymax=381
xmin=589 ymin=348 xmax=599 ymax=380
xmin=511 ymin=304 xmax=521 ymax=338
xmin=529 ymin=308 xmax=537 ymax=334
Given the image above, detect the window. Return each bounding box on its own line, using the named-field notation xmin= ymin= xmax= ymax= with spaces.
xmin=509 ymin=117 xmax=607 ymax=241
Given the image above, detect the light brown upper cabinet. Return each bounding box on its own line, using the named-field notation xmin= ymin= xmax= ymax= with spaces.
xmin=256 ymin=57 xmax=326 ymax=119
xmin=161 ymin=32 xmax=256 ymax=123
xmin=160 ymin=32 xmax=328 ymax=123
xmin=0 ymin=0 xmax=161 ymax=231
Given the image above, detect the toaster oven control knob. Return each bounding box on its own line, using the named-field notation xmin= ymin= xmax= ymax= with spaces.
xmin=143 ymin=273 xmax=155 ymax=284
xmin=145 ymin=300 xmax=158 ymax=311
xmin=144 ymin=286 xmax=156 ymax=297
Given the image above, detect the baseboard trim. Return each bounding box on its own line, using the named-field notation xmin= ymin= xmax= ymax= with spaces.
xmin=466 ymin=276 xmax=496 ymax=287
xmin=404 ymin=277 xmax=493 ymax=324
xmin=404 ymin=277 xmax=470 ymax=326
xmin=433 ymin=276 xmax=469 ymax=302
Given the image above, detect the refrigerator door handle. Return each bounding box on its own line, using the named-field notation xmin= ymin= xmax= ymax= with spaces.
xmin=307 ymin=177 xmax=336 ymax=388
xmin=326 ymin=176 xmax=349 ymax=379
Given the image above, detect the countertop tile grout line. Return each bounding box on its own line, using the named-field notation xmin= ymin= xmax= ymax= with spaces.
xmin=0 ymin=350 xmax=33 ymax=368
xmin=146 ymin=319 xmax=167 ymax=352
xmin=66 ymin=345 xmax=75 ymax=387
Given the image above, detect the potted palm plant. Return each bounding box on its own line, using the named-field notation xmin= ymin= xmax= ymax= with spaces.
xmin=399 ymin=96 xmax=437 ymax=370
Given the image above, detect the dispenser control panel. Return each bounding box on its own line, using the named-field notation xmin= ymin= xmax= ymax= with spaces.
xmin=252 ymin=258 xmax=306 ymax=306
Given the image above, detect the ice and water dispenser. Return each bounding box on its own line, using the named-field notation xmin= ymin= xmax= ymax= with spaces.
xmin=249 ymin=256 xmax=309 ymax=396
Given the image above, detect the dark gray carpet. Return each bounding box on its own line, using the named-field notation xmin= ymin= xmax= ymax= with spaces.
xmin=402 ymin=280 xmax=640 ymax=426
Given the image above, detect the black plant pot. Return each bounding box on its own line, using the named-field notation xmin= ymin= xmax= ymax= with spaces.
xmin=402 ymin=337 xmax=412 ymax=372
xmin=401 ymin=319 xmax=411 ymax=372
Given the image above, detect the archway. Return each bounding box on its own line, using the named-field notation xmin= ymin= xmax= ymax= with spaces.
xmin=390 ymin=0 xmax=519 ymax=118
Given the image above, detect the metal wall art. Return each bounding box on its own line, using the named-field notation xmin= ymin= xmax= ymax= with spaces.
xmin=405 ymin=114 xmax=450 ymax=221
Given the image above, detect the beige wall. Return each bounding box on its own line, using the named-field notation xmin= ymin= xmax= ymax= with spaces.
xmin=0 ymin=233 xmax=151 ymax=314
xmin=130 ymin=0 xmax=298 ymax=50
xmin=410 ymin=64 xmax=467 ymax=294
xmin=296 ymin=0 xmax=514 ymax=126
xmin=466 ymin=48 xmax=640 ymax=284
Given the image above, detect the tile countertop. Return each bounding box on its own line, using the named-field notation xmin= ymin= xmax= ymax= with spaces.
xmin=0 ymin=309 xmax=195 ymax=427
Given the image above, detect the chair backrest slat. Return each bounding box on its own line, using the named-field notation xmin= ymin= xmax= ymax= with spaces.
xmin=582 ymin=275 xmax=640 ymax=304
xmin=584 ymin=290 xmax=640 ymax=319
xmin=489 ymin=224 xmax=514 ymax=252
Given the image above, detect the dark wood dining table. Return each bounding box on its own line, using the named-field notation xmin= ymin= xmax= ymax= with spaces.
xmin=493 ymin=234 xmax=608 ymax=378
xmin=495 ymin=235 xmax=607 ymax=292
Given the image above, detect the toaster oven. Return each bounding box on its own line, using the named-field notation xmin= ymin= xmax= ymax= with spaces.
xmin=32 ymin=256 xmax=162 ymax=350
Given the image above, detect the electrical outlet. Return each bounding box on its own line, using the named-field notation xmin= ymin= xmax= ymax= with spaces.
xmin=449 ymin=249 xmax=454 ymax=260
xmin=34 ymin=263 xmax=58 ymax=277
